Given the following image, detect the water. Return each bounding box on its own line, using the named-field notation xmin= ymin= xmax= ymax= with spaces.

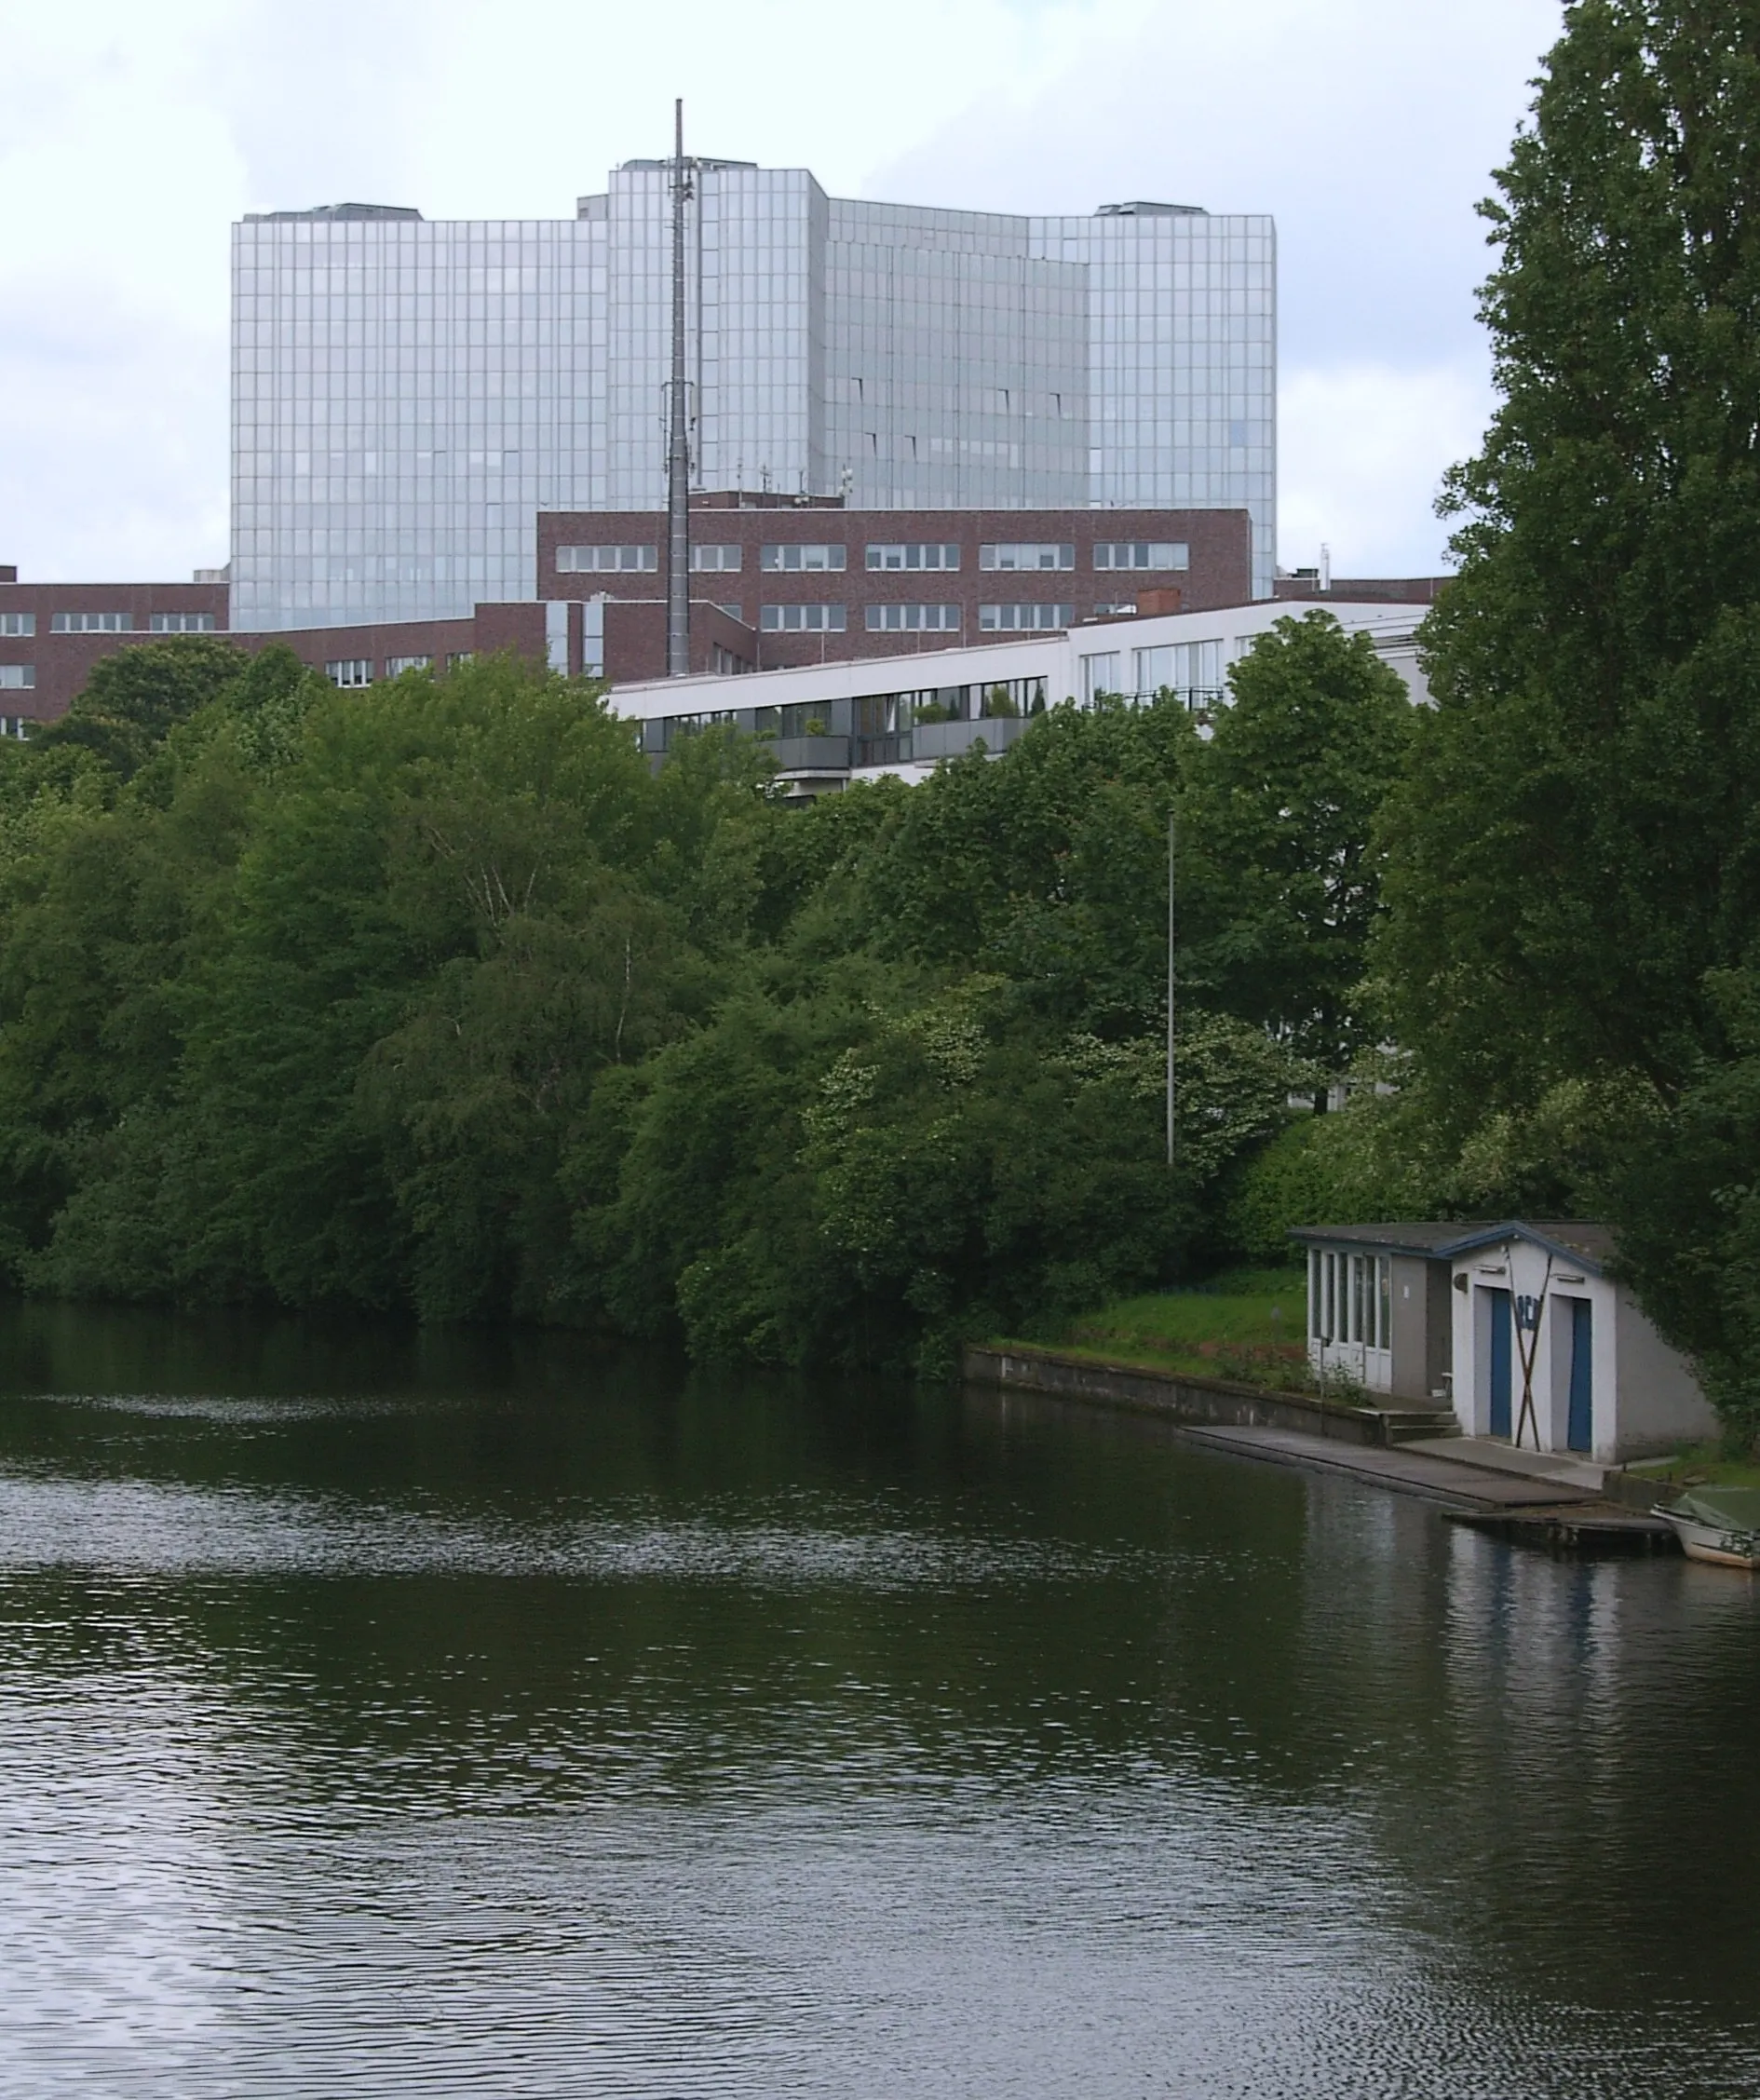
xmin=0 ymin=1303 xmax=1755 ymax=2098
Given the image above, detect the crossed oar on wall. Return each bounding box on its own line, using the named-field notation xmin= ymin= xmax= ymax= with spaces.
xmin=1510 ymin=1252 xmax=1553 ymax=1451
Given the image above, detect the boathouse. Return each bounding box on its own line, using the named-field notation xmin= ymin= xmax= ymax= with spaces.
xmin=1289 ymin=1220 xmax=1717 ymax=1464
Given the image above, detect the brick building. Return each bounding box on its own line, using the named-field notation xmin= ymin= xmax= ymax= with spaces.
xmin=2 ymin=497 xmax=1252 ymax=718
xmin=537 ymin=495 xmax=1252 ymax=678
xmin=0 ymin=568 xmax=231 ymax=727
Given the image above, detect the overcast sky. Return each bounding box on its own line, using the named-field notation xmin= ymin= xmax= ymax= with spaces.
xmin=0 ymin=0 xmax=1563 ymax=585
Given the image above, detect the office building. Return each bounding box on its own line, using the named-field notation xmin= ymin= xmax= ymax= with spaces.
xmin=600 ymin=593 xmax=1432 ymax=798
xmin=231 ymin=168 xmax=1276 ymax=632
xmin=539 ymin=494 xmax=1252 ymax=674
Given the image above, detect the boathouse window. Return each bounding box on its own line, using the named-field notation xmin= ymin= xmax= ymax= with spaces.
xmin=1310 ymin=1248 xmax=1391 ymax=1349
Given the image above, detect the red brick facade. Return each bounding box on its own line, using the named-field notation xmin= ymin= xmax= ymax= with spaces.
xmin=1 ymin=499 xmax=1253 ymax=722
xmin=536 ymin=497 xmax=1252 ymax=679
xmin=0 ymin=580 xmax=231 ymax=723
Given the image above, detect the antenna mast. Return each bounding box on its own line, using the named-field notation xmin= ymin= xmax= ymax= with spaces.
xmin=666 ymin=99 xmax=693 ymax=677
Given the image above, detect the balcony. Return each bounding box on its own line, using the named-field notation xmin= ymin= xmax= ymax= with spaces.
xmin=767 ymin=734 xmax=852 ymax=780
xmin=909 ymin=715 xmax=1032 ymax=762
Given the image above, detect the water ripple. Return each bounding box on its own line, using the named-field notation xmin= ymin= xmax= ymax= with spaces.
xmin=0 ymin=1469 xmax=1145 ymax=1592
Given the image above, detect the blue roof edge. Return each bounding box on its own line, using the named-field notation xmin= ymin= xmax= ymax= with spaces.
xmin=1429 ymin=1222 xmax=1608 ymax=1274
xmin=1287 ymin=1220 xmax=1610 ymax=1275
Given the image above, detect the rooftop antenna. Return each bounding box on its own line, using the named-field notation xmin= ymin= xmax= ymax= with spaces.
xmin=666 ymin=99 xmax=693 ymax=677
xmin=1319 ymin=542 xmax=1332 ymax=593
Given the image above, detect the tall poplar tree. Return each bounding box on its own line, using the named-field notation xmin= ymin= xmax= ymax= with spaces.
xmin=1377 ymin=1 xmax=1760 ymax=1433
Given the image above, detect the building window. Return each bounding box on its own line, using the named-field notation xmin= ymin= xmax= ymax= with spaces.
xmin=447 ymin=652 xmax=475 ymax=670
xmin=1094 ymin=542 xmax=1190 ymax=572
xmin=1134 ymin=639 xmax=1225 ymax=698
xmin=865 ymin=544 xmax=960 ymax=572
xmin=326 ymin=658 xmax=373 ymax=687
xmin=0 ymin=716 xmax=32 ymax=738
xmin=0 ymin=665 xmax=35 ymax=689
xmin=864 ymin=604 xmax=961 ymax=632
xmin=149 ymin=612 xmax=217 ymax=633
xmin=980 ymin=544 xmax=1073 ymax=572
xmin=760 ymin=603 xmax=846 ymax=632
xmin=50 ymin=611 xmax=131 ymax=633
xmin=385 ymin=655 xmax=432 ymax=675
xmin=980 ymin=603 xmax=1074 ymax=631
xmin=760 ymin=544 xmax=846 ymax=572
xmin=1080 ymin=653 xmax=1121 ymax=701
xmin=691 ymin=544 xmax=742 ymax=572
xmin=0 ymin=614 xmax=34 ymax=638
xmin=555 ymin=545 xmax=657 ymax=573
xmin=1092 ymin=601 xmax=1137 ymax=617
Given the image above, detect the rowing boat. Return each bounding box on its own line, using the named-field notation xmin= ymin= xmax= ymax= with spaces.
xmin=1654 ymin=1486 xmax=1760 ymax=1569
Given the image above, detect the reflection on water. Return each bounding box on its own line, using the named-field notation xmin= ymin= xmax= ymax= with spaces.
xmin=0 ymin=1302 xmax=1755 ymax=2097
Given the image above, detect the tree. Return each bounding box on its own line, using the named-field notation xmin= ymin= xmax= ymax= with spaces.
xmin=1180 ymin=611 xmax=1413 ymax=1081
xmin=1602 ymin=968 xmax=1760 ymax=1448
xmin=1380 ymin=0 xmax=1760 ymax=1121
xmin=843 ymin=693 xmax=1198 ymax=1038
xmin=32 ymin=635 xmax=269 ymax=779
xmin=1372 ymin=1 xmax=1760 ymax=1435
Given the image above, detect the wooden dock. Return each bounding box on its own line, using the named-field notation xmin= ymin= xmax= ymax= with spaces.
xmin=1442 ymin=1502 xmax=1678 ymax=1555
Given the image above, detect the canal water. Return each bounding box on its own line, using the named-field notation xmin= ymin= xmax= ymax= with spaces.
xmin=0 ymin=1303 xmax=1755 ymax=2098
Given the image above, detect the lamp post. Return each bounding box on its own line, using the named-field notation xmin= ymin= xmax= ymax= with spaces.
xmin=1166 ymin=806 xmax=1176 ymax=1170
xmin=665 ymin=100 xmax=693 ymax=678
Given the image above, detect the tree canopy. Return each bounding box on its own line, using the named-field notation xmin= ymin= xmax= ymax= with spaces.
xmin=0 ymin=631 xmax=1401 ymax=1374
xmin=1366 ymin=0 xmax=1760 ymax=1438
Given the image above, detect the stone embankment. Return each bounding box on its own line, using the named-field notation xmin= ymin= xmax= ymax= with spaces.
xmin=964 ymin=1342 xmax=1679 ymax=1553
xmin=962 ymin=1341 xmax=1448 ymax=1448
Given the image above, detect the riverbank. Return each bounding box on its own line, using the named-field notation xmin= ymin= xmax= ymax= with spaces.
xmin=963 ymin=1340 xmax=1443 ymax=1448
xmin=963 ymin=1340 xmax=1681 ymax=1549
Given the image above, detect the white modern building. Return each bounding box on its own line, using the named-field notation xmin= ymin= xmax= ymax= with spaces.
xmin=231 ymin=168 xmax=1275 ymax=631
xmin=602 ymin=597 xmax=1427 ymax=792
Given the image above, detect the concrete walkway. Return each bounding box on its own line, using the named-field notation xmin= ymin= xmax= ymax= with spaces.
xmin=1178 ymin=1423 xmax=1600 ymax=1510
xmin=1401 ymin=1434 xmax=1611 ymax=1497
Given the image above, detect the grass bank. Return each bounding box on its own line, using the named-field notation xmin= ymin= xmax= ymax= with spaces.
xmin=1002 ymin=1267 xmax=1312 ymax=1388
xmin=1626 ymin=1444 xmax=1760 ymax=1492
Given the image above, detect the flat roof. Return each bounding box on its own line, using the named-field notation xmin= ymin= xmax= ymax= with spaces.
xmin=604 ymin=598 xmax=1428 ymax=719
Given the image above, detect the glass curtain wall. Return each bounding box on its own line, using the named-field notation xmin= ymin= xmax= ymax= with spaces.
xmin=232 ymin=179 xmax=1276 ymax=628
xmin=232 ymin=212 xmax=604 ymax=630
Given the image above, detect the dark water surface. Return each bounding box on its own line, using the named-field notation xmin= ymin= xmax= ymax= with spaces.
xmin=0 ymin=1304 xmax=1756 ymax=2098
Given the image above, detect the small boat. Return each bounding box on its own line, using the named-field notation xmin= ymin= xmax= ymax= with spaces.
xmin=1655 ymin=1486 xmax=1760 ymax=1569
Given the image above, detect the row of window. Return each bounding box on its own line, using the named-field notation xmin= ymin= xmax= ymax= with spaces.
xmin=553 ymin=540 xmax=1190 ymax=577
xmin=1077 ymin=638 xmax=1229 ymax=701
xmin=0 ymin=612 xmax=218 ymax=637
xmin=325 ymin=652 xmax=471 ymax=686
xmin=753 ymin=603 xmax=1078 ymax=635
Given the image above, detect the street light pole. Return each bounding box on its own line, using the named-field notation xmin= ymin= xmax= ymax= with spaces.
xmin=665 ymin=99 xmax=693 ymax=678
xmin=1166 ymin=806 xmax=1176 ymax=1170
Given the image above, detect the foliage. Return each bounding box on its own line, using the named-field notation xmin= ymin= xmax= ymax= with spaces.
xmin=1372 ymin=0 xmax=1760 ymax=1435
xmin=1181 ymin=612 xmax=1413 ymax=1081
xmin=1602 ymin=969 xmax=1760 ymax=1448
xmin=0 ymin=633 xmax=1406 ymax=1375
xmin=1382 ymin=0 xmax=1760 ymax=1120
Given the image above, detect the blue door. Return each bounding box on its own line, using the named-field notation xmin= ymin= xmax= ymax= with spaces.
xmin=1488 ymin=1288 xmax=1512 ymax=1439
xmin=1567 ymin=1298 xmax=1593 ymax=1454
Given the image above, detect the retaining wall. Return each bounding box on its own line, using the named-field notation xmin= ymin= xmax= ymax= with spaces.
xmin=964 ymin=1343 xmax=1392 ymax=1444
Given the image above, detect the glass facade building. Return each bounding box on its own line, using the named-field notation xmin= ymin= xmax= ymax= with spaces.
xmin=231 ymin=173 xmax=1275 ymax=631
